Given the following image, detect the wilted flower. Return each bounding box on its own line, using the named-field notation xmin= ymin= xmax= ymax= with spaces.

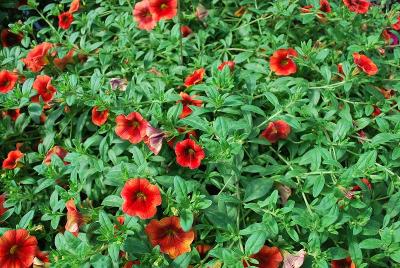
xmin=143 ymin=124 xmax=165 ymax=155
xmin=110 ymin=78 xmax=128 ymax=91
xmin=282 ymin=249 xmax=306 ymax=268
xmin=196 ymin=4 xmax=208 ymax=21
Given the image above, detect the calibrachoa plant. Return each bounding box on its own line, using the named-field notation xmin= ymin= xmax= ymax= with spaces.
xmin=1 ymin=0 xmax=400 ymax=267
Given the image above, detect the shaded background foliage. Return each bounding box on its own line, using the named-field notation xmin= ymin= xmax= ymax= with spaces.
xmin=1 ymin=0 xmax=400 ymax=267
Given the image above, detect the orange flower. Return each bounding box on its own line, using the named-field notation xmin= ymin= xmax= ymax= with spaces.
xmin=343 ymin=0 xmax=370 ymax=14
xmin=2 ymin=149 xmax=24 ymax=169
xmin=21 ymin=42 xmax=53 ymax=72
xmin=0 ymin=70 xmax=18 ymax=94
xmin=69 ymin=0 xmax=80 ymax=13
xmin=352 ymin=53 xmax=378 ymax=76
xmin=58 ymin=12 xmax=74 ymax=30
xmin=145 ymin=216 xmax=195 ymax=259
xmin=184 ymin=68 xmax=205 ymax=87
xmin=65 ymin=199 xmax=83 ymax=236
xmin=54 ymin=49 xmax=75 ymax=70
xmin=178 ymin=92 xmax=203 ymax=118
xmin=33 ymin=75 xmax=57 ymax=103
xmin=0 ymin=194 xmax=7 ymax=218
xmin=261 ymin=120 xmax=291 ymax=143
xmin=269 ymin=48 xmax=298 ymax=76
xmin=1 ymin=29 xmax=23 ymax=47
xmin=43 ymin=146 xmax=68 ymax=165
xmin=218 ymin=61 xmax=235 ymax=72
xmin=3 ymin=109 xmax=21 ymax=121
xmin=196 ymin=244 xmax=212 ymax=258
xmin=133 ymin=0 xmax=157 ymax=31
xmin=91 ymin=107 xmax=109 ymax=126
xmin=149 ymin=0 xmax=177 ymax=21
xmin=331 ymin=257 xmax=356 ymax=268
xmin=181 ymin=25 xmax=193 ymax=37
xmin=0 ymin=229 xmax=38 ymax=268
xmin=115 ymin=112 xmax=148 ymax=144
xmin=244 ymin=246 xmax=283 ymax=268
xmin=121 ymin=178 xmax=162 ymax=219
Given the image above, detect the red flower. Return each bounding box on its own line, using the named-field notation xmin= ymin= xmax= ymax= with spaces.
xmin=337 ymin=63 xmax=345 ymax=80
xmin=0 ymin=229 xmax=38 ymax=268
xmin=149 ymin=0 xmax=177 ymax=20
xmin=0 ymin=194 xmax=7 ymax=218
xmin=178 ymin=92 xmax=203 ymax=119
xmin=261 ymin=120 xmax=291 ymax=143
xmin=218 ymin=61 xmax=235 ymax=72
xmin=43 ymin=146 xmax=68 ymax=165
xmin=124 ymin=260 xmax=140 ymax=268
xmin=300 ymin=0 xmax=331 ymax=16
xmin=115 ymin=112 xmax=148 ymax=144
xmin=3 ymin=109 xmax=21 ymax=121
xmin=91 ymin=107 xmax=109 ymax=126
xmin=196 ymin=244 xmax=211 ymax=258
xmin=0 ymin=70 xmax=18 ymax=94
xmin=353 ymin=53 xmax=378 ymax=76
xmin=33 ymin=75 xmax=57 ymax=103
xmin=1 ymin=29 xmax=23 ymax=47
xmin=2 ymin=150 xmax=24 ymax=169
xmin=133 ymin=0 xmax=157 ymax=31
xmin=58 ymin=12 xmax=74 ymax=30
xmin=181 ymin=25 xmax=193 ymax=37
xmin=54 ymin=49 xmax=75 ymax=70
xmin=145 ymin=216 xmax=195 ymax=259
xmin=121 ymin=178 xmax=162 ymax=219
xmin=167 ymin=128 xmax=198 ymax=148
xmin=319 ymin=0 xmax=332 ymax=13
xmin=69 ymin=0 xmax=80 ymax=13
xmin=175 ymin=139 xmax=205 ymax=169
xmin=184 ymin=68 xmax=205 ymax=88
xmin=244 ymin=246 xmax=283 ymax=268
xmin=331 ymin=257 xmax=356 ymax=268
xmin=372 ymin=105 xmax=381 ymax=117
xmin=21 ymin=42 xmax=53 ymax=72
xmin=269 ymin=48 xmax=298 ymax=76
xmin=143 ymin=124 xmax=165 ymax=155
xmin=378 ymin=88 xmax=395 ymax=99
xmin=352 ymin=178 xmax=372 ymax=191
xmin=65 ymin=199 xmax=83 ymax=236
xmin=33 ymin=249 xmax=50 ymax=267
xmin=343 ymin=0 xmax=370 ymax=14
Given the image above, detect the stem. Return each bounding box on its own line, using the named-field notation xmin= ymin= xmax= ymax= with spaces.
xmin=34 ymin=8 xmax=61 ymax=41
xmin=177 ymin=0 xmax=183 ymax=65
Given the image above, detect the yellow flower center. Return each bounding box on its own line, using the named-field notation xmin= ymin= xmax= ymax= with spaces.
xmin=10 ymin=245 xmax=18 ymax=255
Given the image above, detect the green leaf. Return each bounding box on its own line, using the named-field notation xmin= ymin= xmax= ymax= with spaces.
xmin=370 ymin=133 xmax=400 ymax=146
xmin=101 ymin=195 xmax=123 ymax=207
xmin=180 ymin=209 xmax=193 ymax=232
xmin=327 ymin=247 xmax=349 ymax=260
xmin=312 ymin=175 xmax=325 ymax=197
xmin=243 ymin=178 xmax=274 ymax=202
xmin=99 ymin=211 xmax=113 ymax=232
xmin=174 ymin=176 xmax=188 ymax=203
xmin=28 ymin=103 xmax=42 ymax=123
xmin=333 ymin=119 xmax=351 ymax=142
xmin=386 ymin=192 xmax=400 ymax=218
xmin=180 ymin=116 xmax=211 ymax=133
xmin=18 ymin=210 xmax=35 ymax=229
xmin=241 ymin=105 xmax=266 ymax=117
xmin=171 ymin=252 xmax=191 ymax=268
xmin=245 ymin=231 xmax=267 ymax=255
xmin=359 ymin=238 xmax=383 ymax=249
